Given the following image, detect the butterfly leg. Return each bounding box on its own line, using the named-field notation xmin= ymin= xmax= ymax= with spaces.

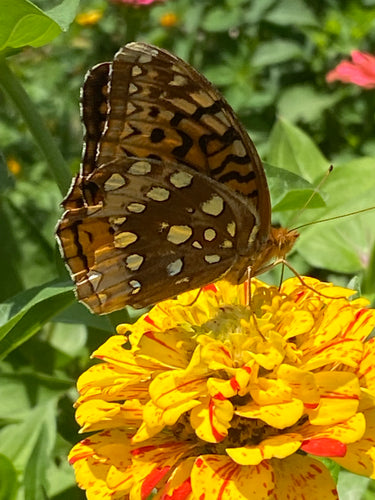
xmin=276 ymin=259 xmax=351 ymax=300
xmin=182 ymin=287 xmax=204 ymax=307
xmin=245 ymin=266 xmax=267 ymax=340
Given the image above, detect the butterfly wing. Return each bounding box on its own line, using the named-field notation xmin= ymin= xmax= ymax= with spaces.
xmin=79 ymin=42 xmax=271 ymax=237
xmin=57 ymin=157 xmax=261 ymax=313
xmin=57 ymin=43 xmax=272 ymax=314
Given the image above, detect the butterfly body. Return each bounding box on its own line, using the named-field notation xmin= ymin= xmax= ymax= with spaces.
xmin=56 ymin=43 xmax=296 ymax=314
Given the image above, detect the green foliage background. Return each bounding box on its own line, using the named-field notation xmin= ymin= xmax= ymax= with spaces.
xmin=0 ymin=0 xmax=375 ymax=498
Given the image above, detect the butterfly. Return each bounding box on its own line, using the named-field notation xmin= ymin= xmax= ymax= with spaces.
xmin=56 ymin=42 xmax=298 ymax=314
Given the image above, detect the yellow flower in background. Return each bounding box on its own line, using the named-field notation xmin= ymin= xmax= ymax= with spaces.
xmin=76 ymin=9 xmax=103 ymax=26
xmin=69 ymin=277 xmax=375 ymax=499
xmin=7 ymin=157 xmax=21 ymax=175
xmin=160 ymin=12 xmax=178 ymax=27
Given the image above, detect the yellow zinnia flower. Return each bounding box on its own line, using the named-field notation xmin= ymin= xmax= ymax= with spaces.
xmin=69 ymin=277 xmax=375 ymax=499
xmin=75 ymin=9 xmax=103 ymax=26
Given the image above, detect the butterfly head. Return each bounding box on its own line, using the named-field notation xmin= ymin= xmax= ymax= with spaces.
xmin=252 ymin=226 xmax=299 ymax=276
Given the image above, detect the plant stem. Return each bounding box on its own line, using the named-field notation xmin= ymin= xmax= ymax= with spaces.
xmin=0 ymin=56 xmax=71 ymax=195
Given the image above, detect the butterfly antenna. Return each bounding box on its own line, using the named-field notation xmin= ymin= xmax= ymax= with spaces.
xmin=287 ymin=165 xmax=333 ymax=229
xmin=292 ymin=206 xmax=375 ymax=231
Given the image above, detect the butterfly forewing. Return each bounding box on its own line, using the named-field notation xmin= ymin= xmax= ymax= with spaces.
xmin=56 ymin=43 xmax=273 ymax=314
xmin=97 ymin=43 xmax=270 ymax=233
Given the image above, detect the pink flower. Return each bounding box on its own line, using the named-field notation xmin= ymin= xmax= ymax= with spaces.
xmin=109 ymin=0 xmax=164 ymax=4
xmin=326 ymin=50 xmax=375 ymax=89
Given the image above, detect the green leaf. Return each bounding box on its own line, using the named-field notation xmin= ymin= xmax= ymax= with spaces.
xmin=54 ymin=301 xmax=115 ymax=333
xmin=0 ymin=0 xmax=79 ymax=53
xmin=0 ymin=371 xmax=71 ymax=422
xmin=46 ymin=0 xmax=79 ymax=32
xmin=362 ymin=241 xmax=375 ymax=295
xmin=0 ymin=454 xmax=18 ymax=500
xmin=265 ymin=0 xmax=319 ymax=27
xmin=0 ymin=0 xmax=60 ymax=52
xmin=265 ymin=163 xmax=325 ymax=211
xmin=202 ymin=7 xmax=241 ymax=32
xmin=0 ymin=151 xmax=14 ymax=193
xmin=252 ymin=40 xmax=303 ymax=67
xmin=268 ymin=118 xmax=329 ymax=182
xmin=0 ymin=281 xmax=75 ymax=359
xmin=0 ymin=402 xmax=56 ymax=471
xmin=277 ymin=85 xmax=341 ymax=123
xmin=296 ymin=158 xmax=375 ymax=273
xmin=337 ymin=469 xmax=371 ymax=500
xmin=24 ymin=407 xmax=56 ymax=500
xmin=273 ymin=189 xmax=325 ymax=211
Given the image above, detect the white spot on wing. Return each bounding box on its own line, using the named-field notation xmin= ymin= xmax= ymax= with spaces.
xmin=127 ymin=102 xmax=137 ymax=114
xmin=129 ymin=83 xmax=138 ymax=94
xmin=147 ymin=187 xmax=170 ymax=201
xmin=109 ymin=216 xmax=127 ymax=226
xmin=232 ymin=140 xmax=247 ymax=157
xmin=204 ymin=254 xmax=221 ymax=264
xmin=129 ymin=280 xmax=141 ymax=294
xmin=126 ymin=254 xmax=144 ymax=271
xmin=86 ymin=205 xmax=102 ymax=216
xmin=104 ymin=173 xmax=126 ymax=191
xmin=131 ymin=65 xmax=142 ymax=77
xmin=175 ymin=277 xmax=190 ymax=285
xmin=204 ymin=228 xmax=216 ymax=241
xmin=169 ymin=74 xmax=188 ymax=86
xmin=192 ymin=241 xmax=202 ymax=249
xmin=227 ymin=221 xmax=236 ymax=237
xmin=167 ymin=225 xmax=192 ymax=245
xmin=201 ymin=194 xmax=224 ymax=216
xmin=128 ymin=161 xmax=152 ymax=175
xmin=114 ymin=231 xmax=138 ymax=248
xmin=87 ymin=270 xmax=102 ymax=291
xmin=169 ymin=171 xmax=193 ymax=188
xmin=127 ymin=202 xmax=146 ymax=213
xmin=138 ymin=53 xmax=153 ymax=64
xmin=167 ymin=258 xmax=183 ymax=276
xmin=221 ymin=240 xmax=233 ymax=249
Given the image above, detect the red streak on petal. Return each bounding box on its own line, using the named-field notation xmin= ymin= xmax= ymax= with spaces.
xmin=214 ymin=392 xmax=227 ymax=401
xmin=144 ymin=315 xmax=159 ymax=328
xmin=144 ymin=330 xmax=179 ymax=352
xmin=154 ymin=377 xmax=205 ymax=404
xmin=301 ymin=438 xmax=347 ymax=457
xmin=304 ymin=402 xmax=319 ymax=409
xmin=141 ymin=466 xmax=171 ymax=499
xmin=219 ymin=346 xmax=232 ymax=359
xmin=203 ymin=283 xmax=218 ymax=293
xmin=313 ymin=337 xmax=354 ymax=355
xmin=295 ymin=291 xmax=306 ymax=302
xmin=343 ymin=308 xmax=368 ymax=336
xmin=131 ymin=444 xmax=157 ymax=456
xmin=218 ymin=480 xmax=230 ymax=500
xmin=209 ymin=399 xmax=225 ymax=442
xmin=323 ymin=392 xmax=359 ymax=400
xmin=243 ymin=366 xmax=252 ymax=374
xmin=230 ymin=377 xmax=240 ymax=392
xmin=162 ymin=478 xmax=192 ymax=500
xmin=68 ymin=450 xmax=92 ymax=464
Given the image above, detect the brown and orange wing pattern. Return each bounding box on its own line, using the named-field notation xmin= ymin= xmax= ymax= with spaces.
xmin=56 ymin=43 xmax=272 ymax=314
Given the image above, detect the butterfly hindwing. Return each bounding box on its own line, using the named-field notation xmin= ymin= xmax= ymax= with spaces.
xmin=57 ymin=156 xmax=261 ymax=313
